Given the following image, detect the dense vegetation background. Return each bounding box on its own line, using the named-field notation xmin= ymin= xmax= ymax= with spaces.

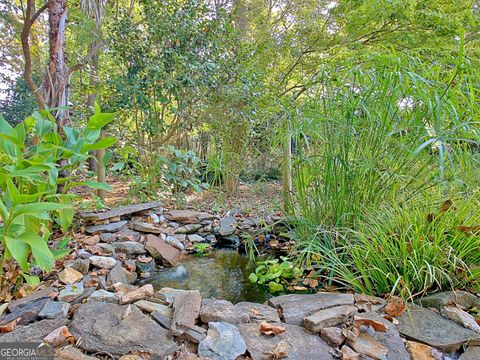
xmin=0 ymin=0 xmax=479 ymax=299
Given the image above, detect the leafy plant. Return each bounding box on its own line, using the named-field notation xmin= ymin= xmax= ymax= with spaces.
xmin=193 ymin=243 xmax=212 ymax=256
xmin=248 ymin=257 xmax=303 ymax=292
xmin=0 ymin=105 xmax=116 ymax=288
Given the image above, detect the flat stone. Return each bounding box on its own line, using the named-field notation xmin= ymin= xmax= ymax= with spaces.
xmin=459 ymin=346 xmax=480 ymax=360
xmin=348 ymin=332 xmax=388 ymax=360
xmin=175 ymin=224 xmax=203 ymax=234
xmin=268 ymin=293 xmax=355 ymax=325
xmin=151 ymin=311 xmax=172 ymax=329
xmin=112 ymin=241 xmax=146 ymax=255
xmin=304 ymin=305 xmax=357 ymax=333
xmin=38 ymin=300 xmax=70 ymax=319
xmin=0 ymin=317 xmax=68 ymax=342
xmin=116 ymin=228 xmax=141 ymax=242
xmin=8 ymin=287 xmax=58 ymax=313
xmin=320 ymin=327 xmax=345 ymax=347
xmin=80 ymin=202 xmax=161 ymax=222
xmin=167 ymin=210 xmax=217 ymax=223
xmin=238 ymin=323 xmax=335 ymax=360
xmin=89 ymin=256 xmax=117 ymax=270
xmin=58 ymin=267 xmax=84 ymax=284
xmin=55 ymin=346 xmax=98 ymax=360
xmin=106 ymin=263 xmax=137 ymax=287
xmin=218 ymin=234 xmax=240 ymax=248
xmin=0 ymin=297 xmax=49 ymax=325
xmin=69 ymin=301 xmax=177 ymax=358
xmin=200 ymin=299 xmax=250 ymax=324
xmin=64 ymin=258 xmax=90 ymax=275
xmin=406 ymin=341 xmax=437 ymax=360
xmin=155 ymin=287 xmax=188 ymax=305
xmin=396 ymin=305 xmax=480 ymax=352
xmin=145 ymin=234 xmax=182 ymax=266
xmin=120 ymin=284 xmax=154 ymax=304
xmin=198 ymin=322 xmax=246 ymax=360
xmin=99 ymin=232 xmax=116 ymax=243
xmin=234 ymin=302 xmax=281 ymax=324
xmin=171 ymin=290 xmax=202 ymax=335
xmin=95 ymin=243 xmax=114 ymax=255
xmin=187 ymin=234 xmax=205 ymax=243
xmin=58 ymin=283 xmax=85 ymax=302
xmin=165 ymin=236 xmax=185 ymax=251
xmin=78 ymin=235 xmax=100 ymax=245
xmin=341 ymin=346 xmax=360 ymax=360
xmin=85 ymin=221 xmax=128 ymax=234
xmin=89 ymin=290 xmax=119 ymax=303
xmin=135 ymin=300 xmax=173 ymax=317
xmin=182 ymin=327 xmax=207 ymax=344
xmin=219 ymin=217 xmax=236 ymax=236
xmin=418 ymin=291 xmax=480 ymax=310
xmin=441 ymin=306 xmax=480 ymax=333
xmin=353 ymin=312 xmax=409 ymax=360
xmin=130 ymin=221 xmax=171 ymax=234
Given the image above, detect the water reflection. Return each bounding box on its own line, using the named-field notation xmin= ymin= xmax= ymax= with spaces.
xmin=140 ymin=249 xmax=268 ymax=303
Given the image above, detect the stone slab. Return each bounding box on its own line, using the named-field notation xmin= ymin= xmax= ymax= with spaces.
xmin=79 ymin=202 xmax=161 ymax=222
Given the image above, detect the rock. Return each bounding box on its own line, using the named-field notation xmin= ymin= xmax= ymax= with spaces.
xmin=78 ymin=235 xmax=100 ymax=245
xmin=130 ymin=221 xmax=171 ymax=234
xmin=116 ymin=228 xmax=141 ymax=242
xmin=219 ymin=217 xmax=236 ymax=236
xmin=55 ymin=346 xmax=98 ymax=360
xmin=200 ymin=299 xmax=250 ymax=324
xmin=94 ymin=242 xmax=115 ymax=255
xmin=135 ymin=257 xmax=156 ymax=273
xmin=268 ymin=293 xmax=355 ymax=326
xmin=155 ymin=287 xmax=189 ymax=305
xmin=304 ymin=305 xmax=357 ymax=333
xmin=89 ymin=256 xmax=117 ymax=270
xmin=65 ymin=258 xmax=90 ymax=275
xmin=188 ymin=234 xmax=205 ymax=243
xmin=112 ymin=241 xmax=146 ymax=255
xmin=8 ymin=286 xmax=58 ymax=313
xmin=135 ymin=300 xmax=173 ymax=317
xmin=341 ymin=346 xmax=360 ymax=360
xmin=354 ymin=293 xmax=387 ymax=313
xmin=44 ymin=325 xmax=72 ymax=347
xmin=89 ymin=290 xmax=119 ymax=303
xmin=106 ymin=263 xmax=137 ymax=286
xmin=58 ymin=283 xmax=85 ymax=302
xmin=85 ymin=221 xmax=128 ymax=234
xmin=234 ymin=302 xmax=282 ymax=324
xmin=70 ymin=287 xmax=95 ymax=305
xmin=418 ymin=291 xmax=480 ymax=310
xmin=145 ymin=234 xmax=182 ymax=266
xmin=151 ymin=311 xmax=172 ymax=329
xmin=320 ymin=327 xmax=345 ymax=347
xmin=182 ymin=326 xmax=207 ymax=344
xmin=38 ymin=300 xmax=70 ymax=319
xmin=218 ymin=234 xmax=241 ymax=248
xmin=69 ymin=301 xmax=177 ymax=357
xmin=0 ymin=297 xmax=49 ymax=326
xmin=348 ymin=332 xmax=388 ymax=360
xmin=175 ymin=224 xmax=203 ymax=234
xmin=165 ymin=235 xmax=186 ymax=251
xmin=99 ymin=232 xmax=116 ymax=243
xmin=238 ymin=323 xmax=335 ymax=360
xmin=459 ymin=346 xmax=480 ymax=360
xmin=352 ymin=312 xmax=409 ymax=360
xmin=198 ymin=322 xmax=246 ymax=360
xmin=441 ymin=306 xmax=480 ymax=333
xmin=406 ymin=341 xmax=437 ymax=360
xmin=77 ymin=249 xmax=93 ymax=259
xmin=167 ymin=210 xmax=217 ymax=223
xmin=120 ymin=284 xmax=154 ymax=304
xmin=171 ymin=290 xmax=202 ymax=335
xmin=80 ymin=202 xmax=161 ymax=222
xmin=149 ymin=213 xmax=160 ymax=223
xmin=58 ymin=267 xmax=84 ymax=284
xmin=0 ymin=317 xmax=68 ymax=342
xmin=396 ymin=305 xmax=480 ymax=352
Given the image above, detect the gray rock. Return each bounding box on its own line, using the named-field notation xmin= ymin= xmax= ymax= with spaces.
xmin=219 ymin=217 xmax=236 ymax=236
xmin=238 ymin=323 xmax=335 ymax=360
xmin=151 ymin=311 xmax=172 ymax=329
xmin=130 ymin=221 xmax=172 ymax=234
xmin=165 ymin=236 xmax=186 ymax=251
xmin=38 ymin=300 xmax=70 ymax=319
xmin=396 ymin=305 xmax=480 ymax=352
xmin=112 ymin=241 xmax=146 ymax=255
xmin=200 ymin=299 xmax=250 ymax=324
xmin=64 ymin=258 xmax=90 ymax=275
xmin=116 ymin=228 xmax=141 ymax=241
xmin=0 ymin=297 xmax=49 ymax=325
xmin=0 ymin=317 xmax=68 ymax=342
xmin=89 ymin=256 xmax=117 ymax=270
xmin=80 ymin=202 xmax=160 ymax=222
xmin=77 ymin=249 xmax=93 ymax=259
xmin=268 ymin=293 xmax=355 ymax=326
xmin=89 ymin=290 xmax=119 ymax=303
xmin=95 ymin=243 xmax=114 ymax=255
xmin=198 ymin=322 xmax=246 ymax=360
xmin=155 ymin=287 xmax=189 ymax=305
xmin=460 ymin=346 xmax=480 ymax=360
xmin=418 ymin=291 xmax=480 ymax=310
xmin=441 ymin=306 xmax=480 ymax=333
xmin=99 ymin=232 xmax=116 ymax=243
xmin=234 ymin=302 xmax=282 ymax=324
xmin=304 ymin=305 xmax=357 ymax=333
xmin=69 ymin=302 xmax=177 ymax=358
xmin=175 ymin=224 xmax=203 ymax=234
xmin=106 ymin=263 xmax=137 ymax=286
xmin=136 ymin=259 xmax=156 ymax=273
xmin=135 ymin=300 xmax=173 ymax=317
xmin=58 ymin=282 xmax=85 ymax=302
xmin=8 ymin=287 xmax=58 ymax=313
xmin=55 ymin=346 xmax=98 ymax=360
xmin=85 ymin=221 xmax=128 ymax=234
xmin=320 ymin=327 xmax=345 ymax=347
xmin=219 ymin=234 xmax=241 ymax=248
xmin=187 ymin=234 xmax=204 ymax=243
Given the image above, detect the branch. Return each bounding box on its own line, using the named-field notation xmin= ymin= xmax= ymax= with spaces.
xmin=68 ymin=41 xmax=105 ymax=74
xmin=31 ymin=2 xmax=48 ymax=23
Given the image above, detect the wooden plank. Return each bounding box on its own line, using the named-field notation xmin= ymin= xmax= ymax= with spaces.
xmin=79 ymin=202 xmax=161 ymax=222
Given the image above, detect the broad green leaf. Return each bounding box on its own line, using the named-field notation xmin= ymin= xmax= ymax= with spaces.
xmin=22 ymin=274 xmax=40 ymax=287
xmin=17 ymin=232 xmax=54 ymax=270
xmin=86 ymin=113 xmax=115 ymax=130
xmin=268 ymin=281 xmax=283 ymax=292
xmin=5 ymin=236 xmax=30 ymax=272
xmin=248 ymin=273 xmax=258 ymax=283
xmin=81 ymin=137 xmax=118 ymax=152
xmin=12 ymin=202 xmax=71 ymax=219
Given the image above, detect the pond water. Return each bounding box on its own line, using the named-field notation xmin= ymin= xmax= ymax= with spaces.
xmin=138 ymin=249 xmax=268 ymax=303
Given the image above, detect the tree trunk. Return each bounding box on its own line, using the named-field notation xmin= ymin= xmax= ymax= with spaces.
xmin=42 ymin=0 xmax=69 ymax=131
xmin=87 ymin=50 xmax=99 ymax=173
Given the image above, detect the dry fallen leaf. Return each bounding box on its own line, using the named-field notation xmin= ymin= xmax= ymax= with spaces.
xmin=353 ymin=315 xmax=388 ymax=332
xmin=259 ymin=321 xmax=286 ymax=336
xmin=251 ymin=308 xmax=261 ymax=316
xmin=0 ymin=319 xmax=19 ymax=333
xmin=440 ymin=199 xmax=453 ymax=212
xmin=457 ymin=225 xmax=480 ymax=235
xmin=265 ymin=339 xmax=289 ymax=360
xmin=384 ymin=296 xmax=406 ymax=317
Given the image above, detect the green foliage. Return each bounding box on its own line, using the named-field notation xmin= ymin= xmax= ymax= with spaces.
xmin=248 ymin=257 xmax=303 ymax=292
xmin=0 ymin=105 xmax=116 ymax=286
xmin=193 ymin=243 xmax=212 ymax=256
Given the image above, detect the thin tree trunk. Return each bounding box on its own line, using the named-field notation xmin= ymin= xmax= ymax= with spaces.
xmin=87 ymin=50 xmax=99 ymax=173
